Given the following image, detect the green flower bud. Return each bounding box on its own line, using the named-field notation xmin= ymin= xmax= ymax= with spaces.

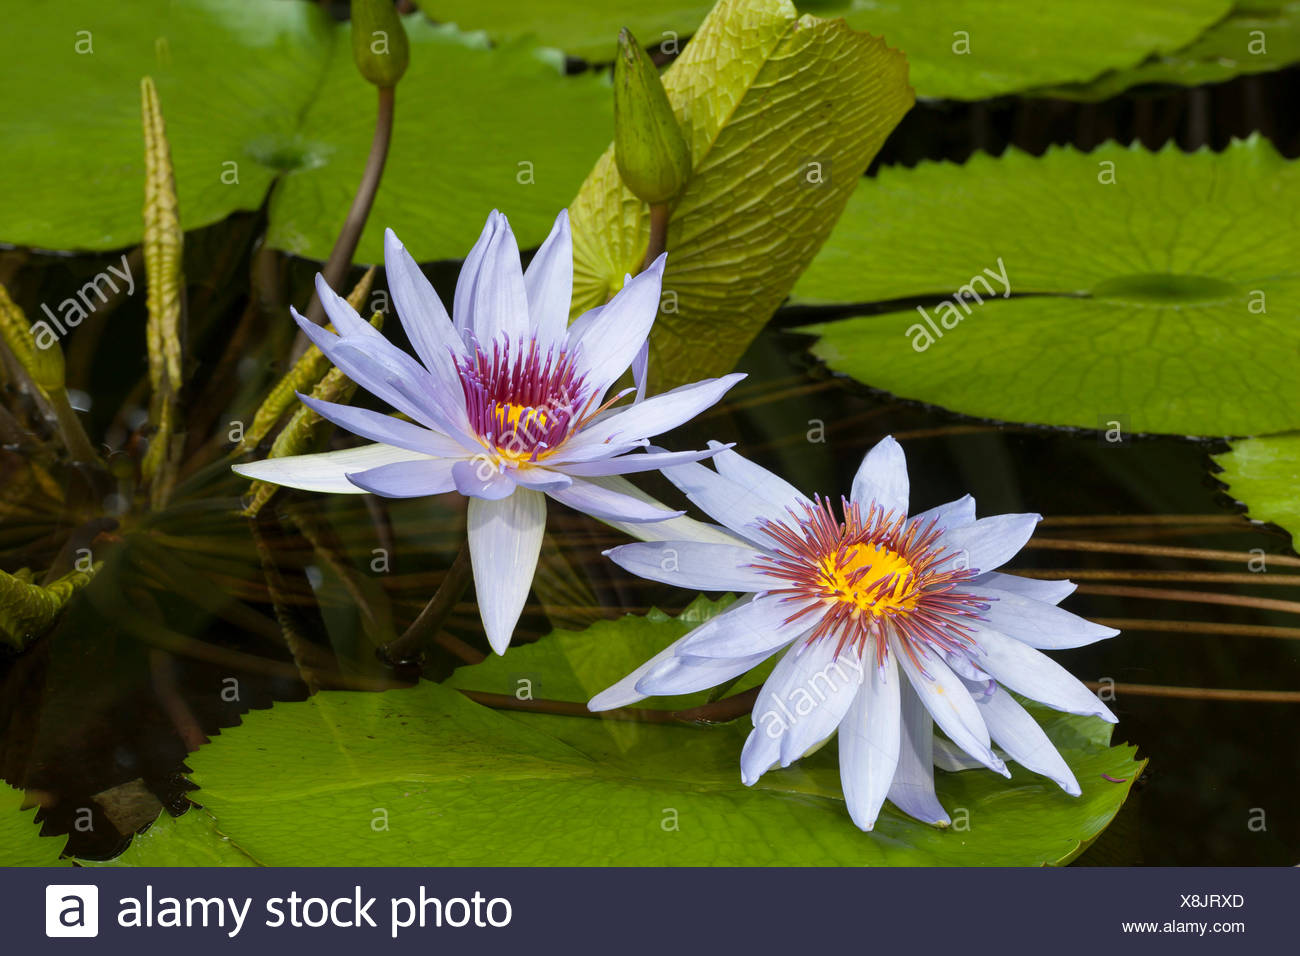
xmin=351 ymin=0 xmax=409 ymax=88
xmin=613 ymin=28 xmax=691 ymax=205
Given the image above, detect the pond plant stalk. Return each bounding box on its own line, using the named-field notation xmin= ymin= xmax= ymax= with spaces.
xmin=294 ymin=0 xmax=408 ymax=349
xmin=379 ymin=544 xmax=476 ymax=666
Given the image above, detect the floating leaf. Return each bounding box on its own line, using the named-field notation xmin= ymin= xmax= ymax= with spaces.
xmin=84 ymin=809 xmax=259 ymax=867
xmin=0 ymin=2 xmax=610 ymax=261
xmin=423 ymin=0 xmax=1229 ymax=98
xmin=0 ymin=566 xmax=97 ymax=652
xmin=570 ymin=0 xmax=913 ymax=388
xmin=0 ymin=785 xmax=69 ymax=866
xmin=169 ymin=606 xmax=1141 ymax=866
xmin=1214 ymin=433 xmax=1300 ymax=542
xmin=793 ymin=137 xmax=1300 ymax=436
xmin=1041 ymin=1 xmax=1300 ymax=101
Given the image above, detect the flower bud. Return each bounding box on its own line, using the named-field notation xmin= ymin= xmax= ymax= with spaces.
xmin=613 ymin=28 xmax=691 ymax=205
xmin=351 ymin=0 xmax=409 ymax=88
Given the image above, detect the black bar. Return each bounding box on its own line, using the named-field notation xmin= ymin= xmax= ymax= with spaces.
xmin=9 ymin=866 xmax=1293 ymax=953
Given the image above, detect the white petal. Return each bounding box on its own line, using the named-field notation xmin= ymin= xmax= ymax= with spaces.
xmin=973 ymin=571 xmax=1076 ymax=605
xmin=452 ymin=211 xmax=500 ymax=335
xmin=546 ymin=475 xmax=683 ymax=523
xmin=634 ymin=646 xmax=770 ymax=697
xmin=838 ymin=651 xmax=902 ymax=831
xmin=938 ymin=512 xmax=1041 ymax=575
xmin=568 ymin=255 xmax=664 ymax=392
xmin=740 ymin=724 xmax=781 ymax=786
xmin=748 ymin=640 xmax=848 ymax=762
xmin=568 ymin=374 xmax=744 ymax=448
xmin=467 ymin=488 xmax=547 ymax=654
xmin=678 ymin=594 xmax=810 ymax=660
xmin=976 ymin=685 xmax=1081 ymax=796
xmin=908 ymin=494 xmax=975 ymax=534
xmin=969 ymin=623 xmax=1117 ymax=721
xmin=383 ymin=228 xmax=464 ymax=372
xmin=886 ymin=681 xmax=950 ymax=826
xmin=774 ymin=642 xmax=865 ymax=767
xmin=707 ymin=442 xmax=810 ymax=517
xmin=895 ymin=640 xmax=1007 ymax=775
xmin=523 ymin=209 xmax=572 ymax=347
xmin=850 ymin=435 xmax=909 ymax=517
xmin=969 ymin=586 xmax=1118 ymax=649
xmin=659 ymin=459 xmax=797 ymax=548
xmin=583 ymin=476 xmax=750 ymax=547
xmin=232 ymin=443 xmax=435 ymax=494
xmin=585 ymin=597 xmax=772 ymax=712
xmin=589 ymin=629 xmax=694 ymax=712
xmin=467 ymin=212 xmax=529 ymax=345
xmin=604 ymin=540 xmax=770 ymax=592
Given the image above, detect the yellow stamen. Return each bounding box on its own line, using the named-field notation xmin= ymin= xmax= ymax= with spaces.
xmin=820 ymin=542 xmax=917 ymax=616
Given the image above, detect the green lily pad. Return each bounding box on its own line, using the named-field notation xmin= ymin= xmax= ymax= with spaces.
xmin=82 ymin=808 xmax=260 ymax=867
xmin=1040 ymin=2 xmax=1300 ymax=101
xmin=0 ymin=1 xmax=610 ymax=261
xmin=423 ymin=0 xmax=1230 ymax=99
xmin=569 ymin=0 xmax=914 ymax=388
xmin=267 ymin=18 xmax=612 ymax=265
xmin=1214 ymin=433 xmax=1300 ymax=542
xmin=0 ymin=785 xmax=70 ymax=867
xmin=793 ymin=136 xmax=1300 ymax=436
xmin=162 ymin=603 xmax=1140 ymax=866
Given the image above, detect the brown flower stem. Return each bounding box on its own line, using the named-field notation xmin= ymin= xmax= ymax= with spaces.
xmin=642 ymin=202 xmax=670 ymax=272
xmin=292 ymin=84 xmax=395 ymax=355
xmin=1085 ymin=681 xmax=1300 ymax=703
xmin=379 ymin=544 xmax=479 ymax=666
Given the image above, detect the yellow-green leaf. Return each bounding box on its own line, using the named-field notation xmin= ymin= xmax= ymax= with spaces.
xmin=569 ymin=0 xmax=913 ymax=388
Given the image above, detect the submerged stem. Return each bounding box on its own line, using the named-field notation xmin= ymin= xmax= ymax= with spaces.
xmin=1085 ymin=681 xmax=1300 ymax=703
xmin=379 ymin=544 xmax=478 ymax=666
xmin=642 ymin=202 xmax=670 ymax=272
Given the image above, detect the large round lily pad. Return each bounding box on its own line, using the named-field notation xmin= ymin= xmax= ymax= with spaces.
xmin=793 ymin=136 xmax=1300 ymax=436
xmin=0 ymin=1 xmax=611 ymax=261
xmin=160 ymin=601 xmax=1142 ymax=866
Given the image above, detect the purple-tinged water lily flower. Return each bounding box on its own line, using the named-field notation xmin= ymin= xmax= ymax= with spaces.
xmin=589 ymin=436 xmax=1119 ymax=831
xmin=234 ymin=209 xmax=744 ymax=654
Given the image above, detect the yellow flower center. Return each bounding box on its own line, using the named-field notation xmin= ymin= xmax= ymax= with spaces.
xmin=820 ymin=542 xmax=918 ymax=616
xmin=488 ymin=403 xmax=554 ymax=463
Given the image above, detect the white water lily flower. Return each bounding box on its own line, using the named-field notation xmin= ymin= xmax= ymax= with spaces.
xmin=234 ymin=209 xmax=743 ymax=654
xmin=589 ymin=436 xmax=1120 ymax=831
